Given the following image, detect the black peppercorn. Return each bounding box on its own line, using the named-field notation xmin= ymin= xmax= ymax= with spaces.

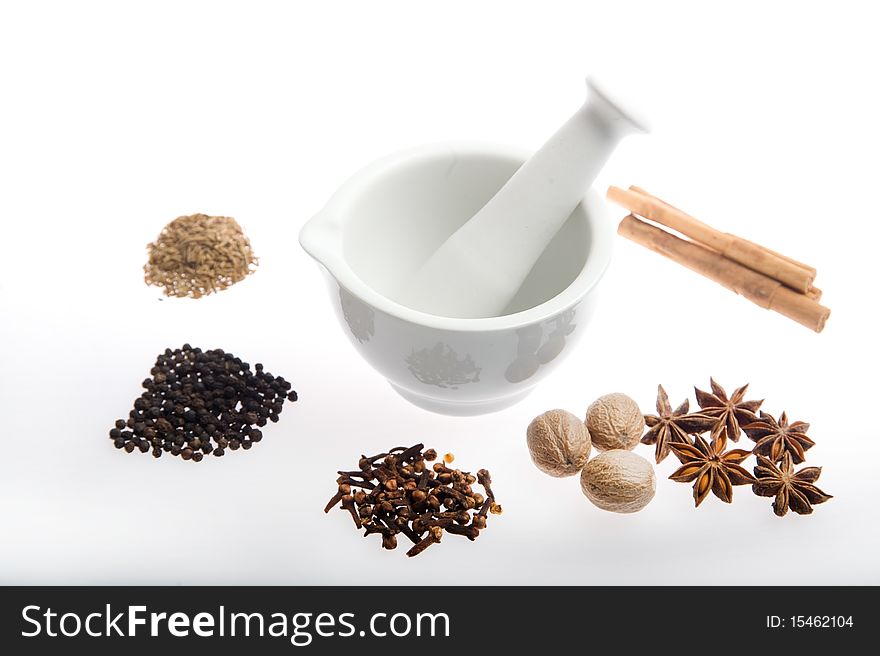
xmin=108 ymin=344 xmax=297 ymax=463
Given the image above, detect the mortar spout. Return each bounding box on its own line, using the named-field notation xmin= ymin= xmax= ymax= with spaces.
xmin=300 ymin=209 xmax=344 ymax=273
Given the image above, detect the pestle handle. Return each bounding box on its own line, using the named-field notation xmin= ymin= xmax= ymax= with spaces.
xmin=396 ymin=78 xmax=648 ymax=318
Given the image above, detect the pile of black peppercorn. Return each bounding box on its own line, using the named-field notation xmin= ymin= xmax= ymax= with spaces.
xmin=108 ymin=344 xmax=297 ymax=461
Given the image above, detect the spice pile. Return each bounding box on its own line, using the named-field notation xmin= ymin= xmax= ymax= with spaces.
xmin=643 ymin=378 xmax=832 ymax=516
xmin=527 ymin=396 xmax=656 ymax=514
xmin=108 ymin=344 xmax=297 ymax=461
xmin=325 ymin=444 xmax=500 ymax=557
xmin=144 ymin=214 xmax=258 ymax=298
xmin=525 ymin=381 xmax=833 ymax=518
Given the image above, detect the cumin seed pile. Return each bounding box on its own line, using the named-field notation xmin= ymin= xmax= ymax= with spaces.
xmin=144 ymin=214 xmax=258 ymax=298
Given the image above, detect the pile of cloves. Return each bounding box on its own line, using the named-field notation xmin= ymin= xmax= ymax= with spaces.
xmin=325 ymin=444 xmax=501 ymax=557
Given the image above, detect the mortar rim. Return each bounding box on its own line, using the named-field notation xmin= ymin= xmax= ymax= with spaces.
xmin=299 ymin=141 xmax=614 ymax=332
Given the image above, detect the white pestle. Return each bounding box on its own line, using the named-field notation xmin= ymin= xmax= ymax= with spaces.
xmin=396 ymin=77 xmax=648 ymax=318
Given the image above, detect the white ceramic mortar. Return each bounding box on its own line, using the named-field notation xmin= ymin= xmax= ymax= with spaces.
xmin=300 ymin=142 xmax=613 ymax=415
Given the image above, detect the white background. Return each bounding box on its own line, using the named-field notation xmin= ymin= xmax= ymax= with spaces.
xmin=1 ymin=0 xmax=878 ymax=585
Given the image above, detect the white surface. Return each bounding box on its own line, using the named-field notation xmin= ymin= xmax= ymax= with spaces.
xmin=1 ymin=0 xmax=878 ymax=585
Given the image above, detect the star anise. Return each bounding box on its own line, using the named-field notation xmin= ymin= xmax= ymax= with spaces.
xmin=743 ymin=411 xmax=815 ymax=464
xmin=642 ymin=385 xmax=716 ymax=463
xmin=694 ymin=378 xmax=762 ymax=447
xmin=752 ymin=453 xmax=832 ymax=517
xmin=669 ymin=434 xmax=756 ymax=507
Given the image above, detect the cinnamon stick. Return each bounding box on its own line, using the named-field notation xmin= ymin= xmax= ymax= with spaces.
xmin=734 ymin=234 xmax=817 ymax=278
xmin=608 ymin=186 xmax=815 ymax=294
xmin=630 ymin=186 xmax=818 ymax=277
xmin=628 ymin=187 xmax=822 ymax=300
xmin=618 ymin=214 xmax=830 ymax=332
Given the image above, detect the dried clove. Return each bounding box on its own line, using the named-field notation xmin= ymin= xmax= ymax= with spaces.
xmin=340 ymin=495 xmax=361 ymax=528
xmin=406 ymin=526 xmax=444 ymax=558
xmin=445 ymin=524 xmax=480 ymax=541
xmin=325 ymin=444 xmax=500 ymax=557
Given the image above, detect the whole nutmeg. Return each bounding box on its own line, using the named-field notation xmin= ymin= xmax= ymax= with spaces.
xmin=526 ymin=409 xmax=592 ymax=477
xmin=585 ymin=393 xmax=645 ymax=451
xmin=580 ymin=450 xmax=656 ymax=513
